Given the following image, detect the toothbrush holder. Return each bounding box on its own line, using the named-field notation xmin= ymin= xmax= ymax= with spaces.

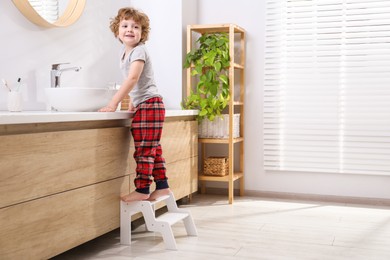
xmin=7 ymin=92 xmax=23 ymax=112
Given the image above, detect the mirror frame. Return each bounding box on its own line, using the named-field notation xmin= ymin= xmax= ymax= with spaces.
xmin=12 ymin=0 xmax=86 ymax=27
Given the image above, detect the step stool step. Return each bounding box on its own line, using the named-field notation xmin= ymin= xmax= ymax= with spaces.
xmin=149 ymin=194 xmax=170 ymax=206
xmin=122 ymin=194 xmax=171 ymax=213
xmin=155 ymin=212 xmax=189 ymax=226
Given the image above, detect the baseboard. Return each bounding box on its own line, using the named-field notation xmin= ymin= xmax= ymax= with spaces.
xmin=200 ymin=187 xmax=390 ymax=207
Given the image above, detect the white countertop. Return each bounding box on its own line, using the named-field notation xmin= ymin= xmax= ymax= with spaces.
xmin=0 ymin=110 xmax=198 ymax=125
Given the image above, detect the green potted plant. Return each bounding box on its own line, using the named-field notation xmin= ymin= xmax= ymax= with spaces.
xmin=182 ymin=32 xmax=230 ymax=122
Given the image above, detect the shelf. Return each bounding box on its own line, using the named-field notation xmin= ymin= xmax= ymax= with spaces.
xmin=186 ymin=23 xmax=245 ymax=204
xmin=198 ymin=172 xmax=244 ymax=182
xmin=198 ymin=137 xmax=244 ymax=144
xmin=189 ymin=24 xmax=245 ymax=34
xmin=189 ymin=63 xmax=244 ymax=69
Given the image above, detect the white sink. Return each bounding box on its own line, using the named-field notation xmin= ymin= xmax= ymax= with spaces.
xmin=45 ymin=87 xmax=117 ymax=112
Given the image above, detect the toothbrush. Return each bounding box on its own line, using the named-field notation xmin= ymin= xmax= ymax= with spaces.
xmin=16 ymin=78 xmax=21 ymax=92
xmin=2 ymin=79 xmax=11 ymax=92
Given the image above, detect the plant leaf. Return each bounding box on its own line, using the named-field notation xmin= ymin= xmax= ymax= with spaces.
xmin=210 ymin=83 xmax=218 ymax=96
xmin=199 ymin=109 xmax=208 ymax=116
xmin=214 ymin=62 xmax=222 ymax=72
xmin=219 ymin=75 xmax=228 ymax=85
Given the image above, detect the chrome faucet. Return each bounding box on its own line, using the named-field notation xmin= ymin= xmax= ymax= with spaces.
xmin=51 ymin=63 xmax=82 ymax=88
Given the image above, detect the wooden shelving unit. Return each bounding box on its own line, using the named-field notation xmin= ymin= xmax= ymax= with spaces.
xmin=186 ymin=24 xmax=245 ymax=204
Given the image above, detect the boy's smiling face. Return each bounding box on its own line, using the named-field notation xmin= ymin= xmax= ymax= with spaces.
xmin=118 ymin=18 xmax=142 ymax=48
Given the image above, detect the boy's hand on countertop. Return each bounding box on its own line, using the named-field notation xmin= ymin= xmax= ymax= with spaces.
xmin=98 ymin=105 xmax=117 ymax=112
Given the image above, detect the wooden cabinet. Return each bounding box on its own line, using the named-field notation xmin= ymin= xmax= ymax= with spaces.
xmin=0 ymin=115 xmax=198 ymax=259
xmin=186 ymin=24 xmax=245 ymax=204
xmin=0 ymin=120 xmax=131 ymax=260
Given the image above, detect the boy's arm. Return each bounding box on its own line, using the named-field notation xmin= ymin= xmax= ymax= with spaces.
xmin=99 ymin=60 xmax=145 ymax=112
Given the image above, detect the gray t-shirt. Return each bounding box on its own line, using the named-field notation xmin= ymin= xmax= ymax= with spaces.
xmin=120 ymin=44 xmax=161 ymax=107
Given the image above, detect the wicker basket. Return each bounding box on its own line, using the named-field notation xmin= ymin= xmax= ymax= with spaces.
xmin=203 ymin=157 xmax=229 ymax=176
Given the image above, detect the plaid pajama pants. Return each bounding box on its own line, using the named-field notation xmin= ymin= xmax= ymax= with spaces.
xmin=131 ymin=97 xmax=169 ymax=194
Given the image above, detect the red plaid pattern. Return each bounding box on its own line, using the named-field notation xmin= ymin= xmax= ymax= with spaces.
xmin=131 ymin=97 xmax=168 ymax=193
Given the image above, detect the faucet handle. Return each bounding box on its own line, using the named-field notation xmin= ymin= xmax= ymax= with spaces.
xmin=52 ymin=63 xmax=70 ymax=70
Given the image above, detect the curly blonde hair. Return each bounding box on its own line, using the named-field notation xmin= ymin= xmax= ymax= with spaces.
xmin=110 ymin=7 xmax=150 ymax=44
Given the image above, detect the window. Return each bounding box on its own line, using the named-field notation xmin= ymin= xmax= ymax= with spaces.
xmin=264 ymin=0 xmax=390 ymax=175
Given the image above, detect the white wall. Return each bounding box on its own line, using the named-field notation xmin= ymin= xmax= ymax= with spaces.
xmin=181 ymin=0 xmax=198 ymax=100
xmin=197 ymin=0 xmax=390 ymax=200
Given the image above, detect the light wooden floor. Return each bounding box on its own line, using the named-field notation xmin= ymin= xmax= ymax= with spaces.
xmin=52 ymin=194 xmax=390 ymax=260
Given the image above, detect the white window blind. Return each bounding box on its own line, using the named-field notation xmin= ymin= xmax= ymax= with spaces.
xmin=264 ymin=0 xmax=390 ymax=175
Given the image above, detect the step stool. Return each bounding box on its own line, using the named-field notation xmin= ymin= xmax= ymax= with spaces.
xmin=120 ymin=191 xmax=198 ymax=250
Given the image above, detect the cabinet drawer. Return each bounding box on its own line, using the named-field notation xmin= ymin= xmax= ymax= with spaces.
xmin=0 ymin=127 xmax=130 ymax=208
xmin=0 ymin=176 xmax=129 ymax=260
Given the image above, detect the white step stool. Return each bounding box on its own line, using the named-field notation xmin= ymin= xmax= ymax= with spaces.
xmin=120 ymin=191 xmax=198 ymax=250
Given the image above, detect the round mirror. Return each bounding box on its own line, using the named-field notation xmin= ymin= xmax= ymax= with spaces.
xmin=12 ymin=0 xmax=86 ymax=27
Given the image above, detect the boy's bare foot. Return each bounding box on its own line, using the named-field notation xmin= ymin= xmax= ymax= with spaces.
xmin=121 ymin=191 xmax=150 ymax=202
xmin=148 ymin=188 xmax=171 ymax=201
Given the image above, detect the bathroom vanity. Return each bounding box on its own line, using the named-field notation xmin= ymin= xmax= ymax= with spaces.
xmin=0 ymin=110 xmax=198 ymax=259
